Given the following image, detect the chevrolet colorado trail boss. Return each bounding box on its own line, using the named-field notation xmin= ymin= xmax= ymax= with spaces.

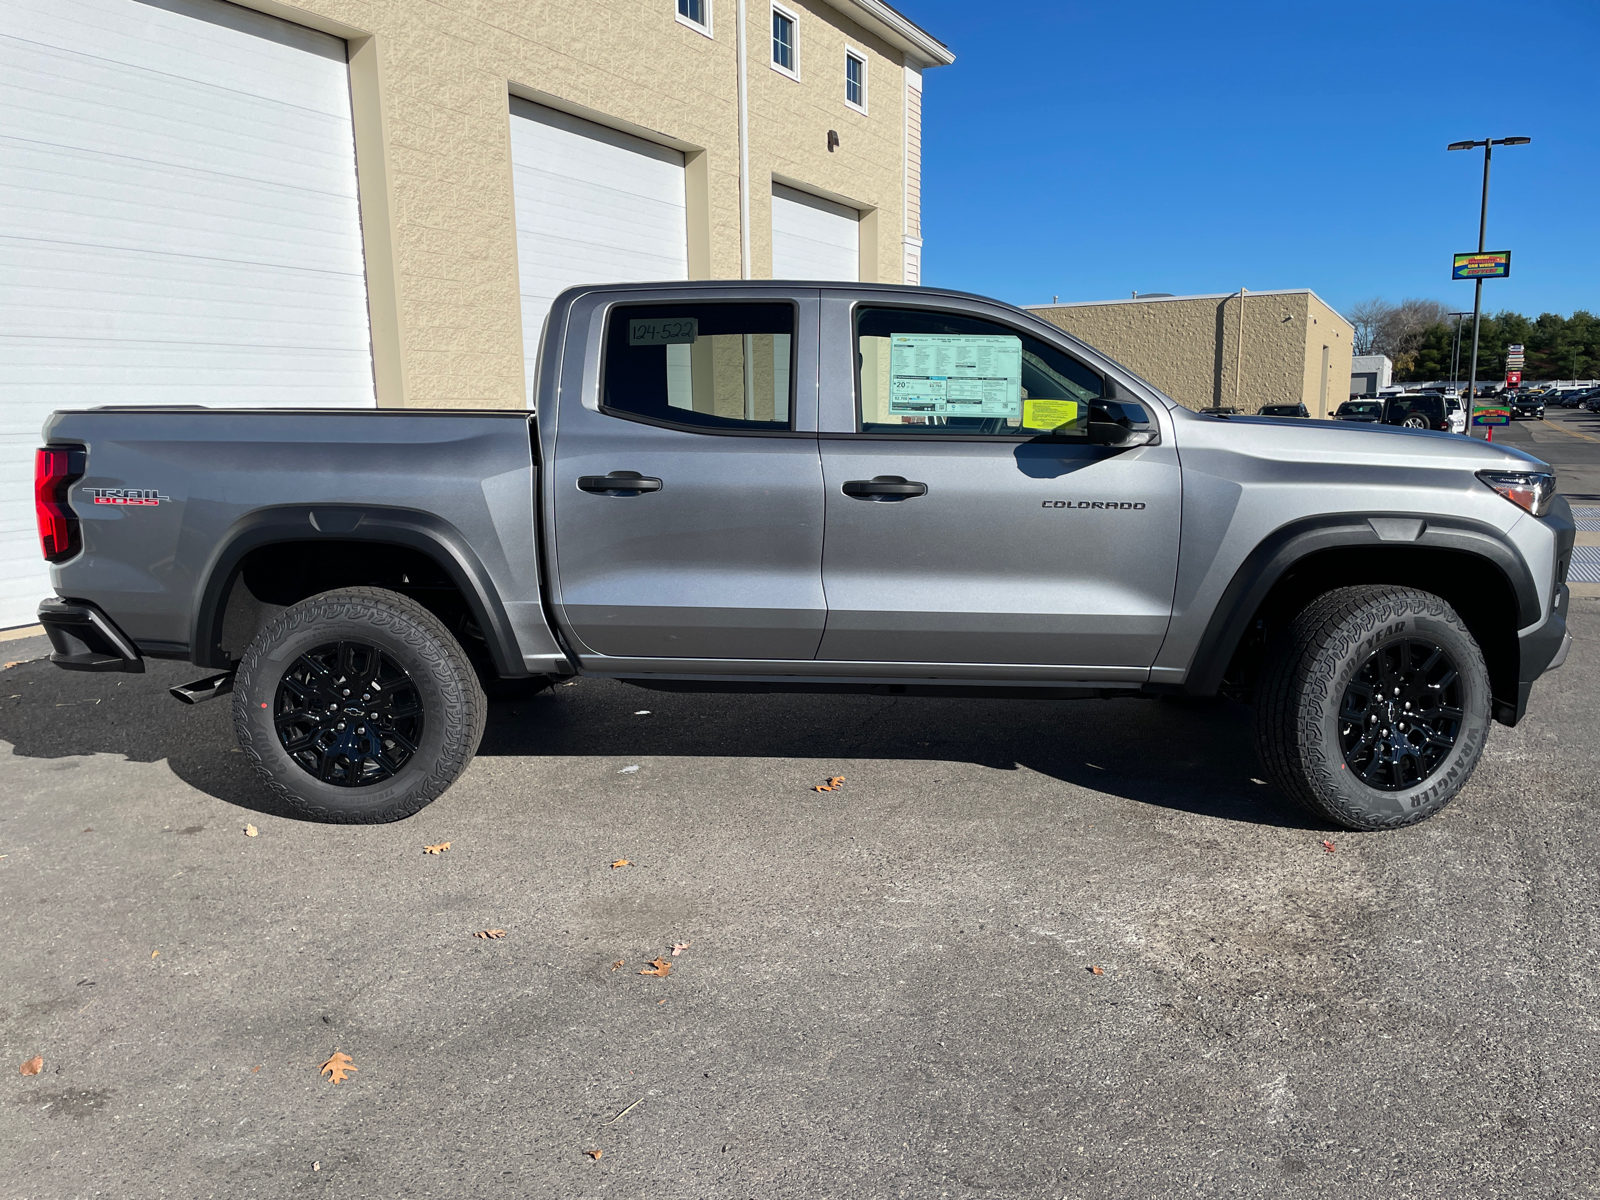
xmin=33 ymin=283 xmax=1575 ymax=831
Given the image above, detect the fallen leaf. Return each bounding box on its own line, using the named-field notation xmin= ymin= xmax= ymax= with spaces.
xmin=82 ymin=827 xmax=93 ymax=833
xmin=1322 ymin=840 xmax=1337 ymax=854
xmin=474 ymin=929 xmax=507 ymax=939
xmin=423 ymin=842 xmax=451 ymax=855
xmin=611 ymin=960 xmax=626 ymax=970
xmin=151 ymin=950 xmax=159 ymax=959
xmin=561 ymin=679 xmax=578 ymax=686
xmin=20 ymin=1055 xmax=43 ymax=1076
xmin=618 ymin=764 xmax=640 ymax=774
xmin=313 ymin=1161 xmax=321 ymax=1172
xmin=639 ymin=957 xmax=672 ymax=977
xmin=611 ymin=859 xmax=631 ymax=869
xmin=812 ymin=775 xmax=846 ymax=791
xmin=1088 ymin=965 xmax=1105 ymax=976
xmin=319 ymin=1051 xmax=357 ymax=1084
xmin=671 ymin=942 xmax=691 ymax=956
xmin=584 ymin=1149 xmax=603 ymax=1160
xmin=251 ymin=1065 xmax=262 ymax=1074
xmin=658 ymin=998 xmax=667 ymax=1005
xmin=244 ymin=824 xmax=259 ymax=838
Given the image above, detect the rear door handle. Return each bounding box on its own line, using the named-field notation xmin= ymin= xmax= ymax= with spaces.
xmin=578 ymin=472 xmax=663 ymax=495
xmin=842 ymin=476 xmax=928 ymax=500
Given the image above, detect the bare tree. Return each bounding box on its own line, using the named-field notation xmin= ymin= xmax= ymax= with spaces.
xmin=1347 ymin=298 xmax=1391 ymax=356
xmin=1347 ymin=297 xmax=1451 ymax=360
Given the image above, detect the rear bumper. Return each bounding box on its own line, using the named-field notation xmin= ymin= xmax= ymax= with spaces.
xmin=38 ymin=598 xmax=145 ymax=673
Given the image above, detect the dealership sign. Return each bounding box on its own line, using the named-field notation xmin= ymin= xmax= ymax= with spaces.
xmin=1453 ymin=251 xmax=1511 ymax=279
xmin=1473 ymin=405 xmax=1511 ymax=426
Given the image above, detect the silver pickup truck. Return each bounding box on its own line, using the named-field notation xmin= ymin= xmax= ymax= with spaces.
xmin=32 ymin=282 xmax=1575 ymax=831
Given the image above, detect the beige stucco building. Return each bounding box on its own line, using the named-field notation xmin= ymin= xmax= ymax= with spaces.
xmin=269 ymin=0 xmax=951 ymax=409
xmin=1028 ymin=291 xmax=1355 ymax=418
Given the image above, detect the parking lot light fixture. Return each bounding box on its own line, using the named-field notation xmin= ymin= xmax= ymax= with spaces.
xmin=1447 ymin=137 xmax=1531 ymax=432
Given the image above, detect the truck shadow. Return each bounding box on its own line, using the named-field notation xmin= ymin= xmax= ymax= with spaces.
xmin=0 ymin=655 xmax=1326 ymax=830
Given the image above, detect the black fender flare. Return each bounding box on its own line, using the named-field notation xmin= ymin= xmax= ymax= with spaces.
xmin=1182 ymin=512 xmax=1539 ymax=696
xmin=189 ymin=505 xmax=529 ymax=677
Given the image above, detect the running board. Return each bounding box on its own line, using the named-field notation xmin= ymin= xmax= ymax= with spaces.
xmin=170 ymin=672 xmax=235 ymax=705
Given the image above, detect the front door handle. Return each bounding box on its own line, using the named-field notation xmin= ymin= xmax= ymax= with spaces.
xmin=578 ymin=471 xmax=663 ymax=495
xmin=842 ymin=476 xmax=928 ymax=501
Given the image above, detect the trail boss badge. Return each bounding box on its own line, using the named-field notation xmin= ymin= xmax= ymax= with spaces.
xmin=85 ymin=488 xmax=169 ymax=507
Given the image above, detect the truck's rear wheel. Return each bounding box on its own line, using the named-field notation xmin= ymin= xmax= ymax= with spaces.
xmin=233 ymin=587 xmax=486 ymax=823
xmin=1255 ymin=585 xmax=1491 ymax=830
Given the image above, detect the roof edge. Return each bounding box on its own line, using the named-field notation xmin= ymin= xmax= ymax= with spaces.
xmin=1028 ymin=289 xmax=1354 ymax=330
xmin=820 ymin=0 xmax=954 ymax=67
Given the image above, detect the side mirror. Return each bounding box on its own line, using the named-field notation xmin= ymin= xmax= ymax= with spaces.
xmin=1087 ymin=400 xmax=1159 ymax=448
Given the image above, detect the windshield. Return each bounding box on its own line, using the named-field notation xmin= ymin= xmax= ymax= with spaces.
xmin=1339 ymin=402 xmax=1381 ymax=416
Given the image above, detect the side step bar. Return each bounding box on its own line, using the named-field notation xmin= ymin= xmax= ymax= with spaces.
xmin=170 ymin=672 xmax=235 ymax=706
xmin=37 ymin=598 xmax=144 ymax=674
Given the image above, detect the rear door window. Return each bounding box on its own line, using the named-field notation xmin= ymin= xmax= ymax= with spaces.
xmin=603 ymin=303 xmax=795 ymax=433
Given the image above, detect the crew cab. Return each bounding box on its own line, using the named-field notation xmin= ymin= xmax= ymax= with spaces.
xmin=33 ymin=282 xmax=1576 ymax=831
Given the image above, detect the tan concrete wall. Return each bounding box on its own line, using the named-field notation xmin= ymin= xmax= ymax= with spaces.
xmin=1032 ymin=292 xmax=1351 ymax=415
xmin=1302 ymin=292 xmax=1354 ymax=419
xmin=237 ymin=0 xmax=919 ymax=408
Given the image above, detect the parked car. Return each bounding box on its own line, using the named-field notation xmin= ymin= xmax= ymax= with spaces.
xmin=1258 ymin=403 xmax=1310 ymax=418
xmin=1198 ymin=405 xmax=1242 ymax=416
xmin=33 ymin=280 xmax=1574 ymax=832
xmin=1333 ymin=400 xmax=1385 ymax=423
xmin=1512 ymin=393 xmax=1546 ymax=420
xmin=1384 ymin=394 xmax=1454 ymax=431
xmin=1445 ymin=397 xmax=1467 ymax=435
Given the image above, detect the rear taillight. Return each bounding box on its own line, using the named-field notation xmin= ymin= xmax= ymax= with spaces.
xmin=35 ymin=446 xmax=86 ymax=562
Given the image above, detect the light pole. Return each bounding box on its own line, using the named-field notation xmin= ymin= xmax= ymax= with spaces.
xmin=1447 ymin=136 xmax=1530 ymax=436
xmin=1450 ymin=311 xmax=1472 ymax=396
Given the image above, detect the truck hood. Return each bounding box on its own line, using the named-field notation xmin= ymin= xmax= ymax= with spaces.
xmin=1182 ymin=413 xmax=1551 ymax=475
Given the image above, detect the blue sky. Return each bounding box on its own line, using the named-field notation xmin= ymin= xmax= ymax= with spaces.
xmin=896 ymin=0 xmax=1598 ymax=320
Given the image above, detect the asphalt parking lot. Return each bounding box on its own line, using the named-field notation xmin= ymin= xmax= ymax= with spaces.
xmin=3 ymin=417 xmax=1598 ymax=1200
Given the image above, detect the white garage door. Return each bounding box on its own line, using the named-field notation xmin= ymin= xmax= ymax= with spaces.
xmin=510 ymin=101 xmax=688 ymax=402
xmin=771 ymin=184 xmax=859 ymax=281
xmin=0 ymin=0 xmax=375 ymax=629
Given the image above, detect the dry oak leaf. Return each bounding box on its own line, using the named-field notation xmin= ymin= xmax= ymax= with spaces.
xmin=423 ymin=842 xmax=451 ymax=855
xmin=1321 ymin=840 xmax=1337 ymax=854
xmin=611 ymin=960 xmax=626 ymax=971
xmin=244 ymin=824 xmax=259 ymax=838
xmin=610 ymin=859 xmax=631 ymax=869
xmin=584 ymin=1149 xmax=603 ymax=1160
xmin=474 ymin=929 xmax=507 ymax=940
xmin=812 ymin=775 xmax=846 ymax=792
xmin=319 ymin=1051 xmax=358 ymax=1084
xmin=638 ymin=957 xmax=673 ymax=977
xmin=20 ymin=1055 xmax=43 ymax=1076
xmin=1088 ymin=965 xmax=1105 ymax=976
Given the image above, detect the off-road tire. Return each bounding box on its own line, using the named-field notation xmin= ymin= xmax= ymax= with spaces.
xmin=1255 ymin=585 xmax=1491 ymax=831
xmin=233 ymin=587 xmax=487 ymax=823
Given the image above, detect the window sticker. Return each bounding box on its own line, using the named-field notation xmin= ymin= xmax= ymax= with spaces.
xmin=888 ymin=333 xmax=1022 ymax=418
xmin=629 ymin=317 xmax=699 ymax=346
xmin=1021 ymin=398 xmax=1083 ymax=433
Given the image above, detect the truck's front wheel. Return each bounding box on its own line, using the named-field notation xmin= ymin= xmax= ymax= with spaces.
xmin=1255 ymin=585 xmax=1491 ymax=830
xmin=232 ymin=587 xmax=486 ymax=823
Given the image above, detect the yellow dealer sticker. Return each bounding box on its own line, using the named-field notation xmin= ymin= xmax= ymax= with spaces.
xmin=1023 ymin=398 xmax=1081 ymax=432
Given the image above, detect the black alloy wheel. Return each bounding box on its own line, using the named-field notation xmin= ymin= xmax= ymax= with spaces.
xmin=1337 ymin=637 xmax=1462 ymax=790
xmin=274 ymin=640 xmax=424 ymax=786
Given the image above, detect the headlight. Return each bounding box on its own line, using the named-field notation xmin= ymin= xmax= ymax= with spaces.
xmin=1477 ymin=470 xmax=1556 ymax=517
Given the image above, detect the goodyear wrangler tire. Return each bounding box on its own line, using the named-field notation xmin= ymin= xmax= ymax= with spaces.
xmin=233 ymin=587 xmax=486 ymax=823
xmin=1255 ymin=585 xmax=1491 ymax=831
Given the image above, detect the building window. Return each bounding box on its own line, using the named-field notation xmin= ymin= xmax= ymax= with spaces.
xmin=845 ymin=49 xmax=866 ymax=111
xmin=676 ymin=0 xmax=711 ymax=36
xmin=771 ymin=6 xmax=798 ymax=78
